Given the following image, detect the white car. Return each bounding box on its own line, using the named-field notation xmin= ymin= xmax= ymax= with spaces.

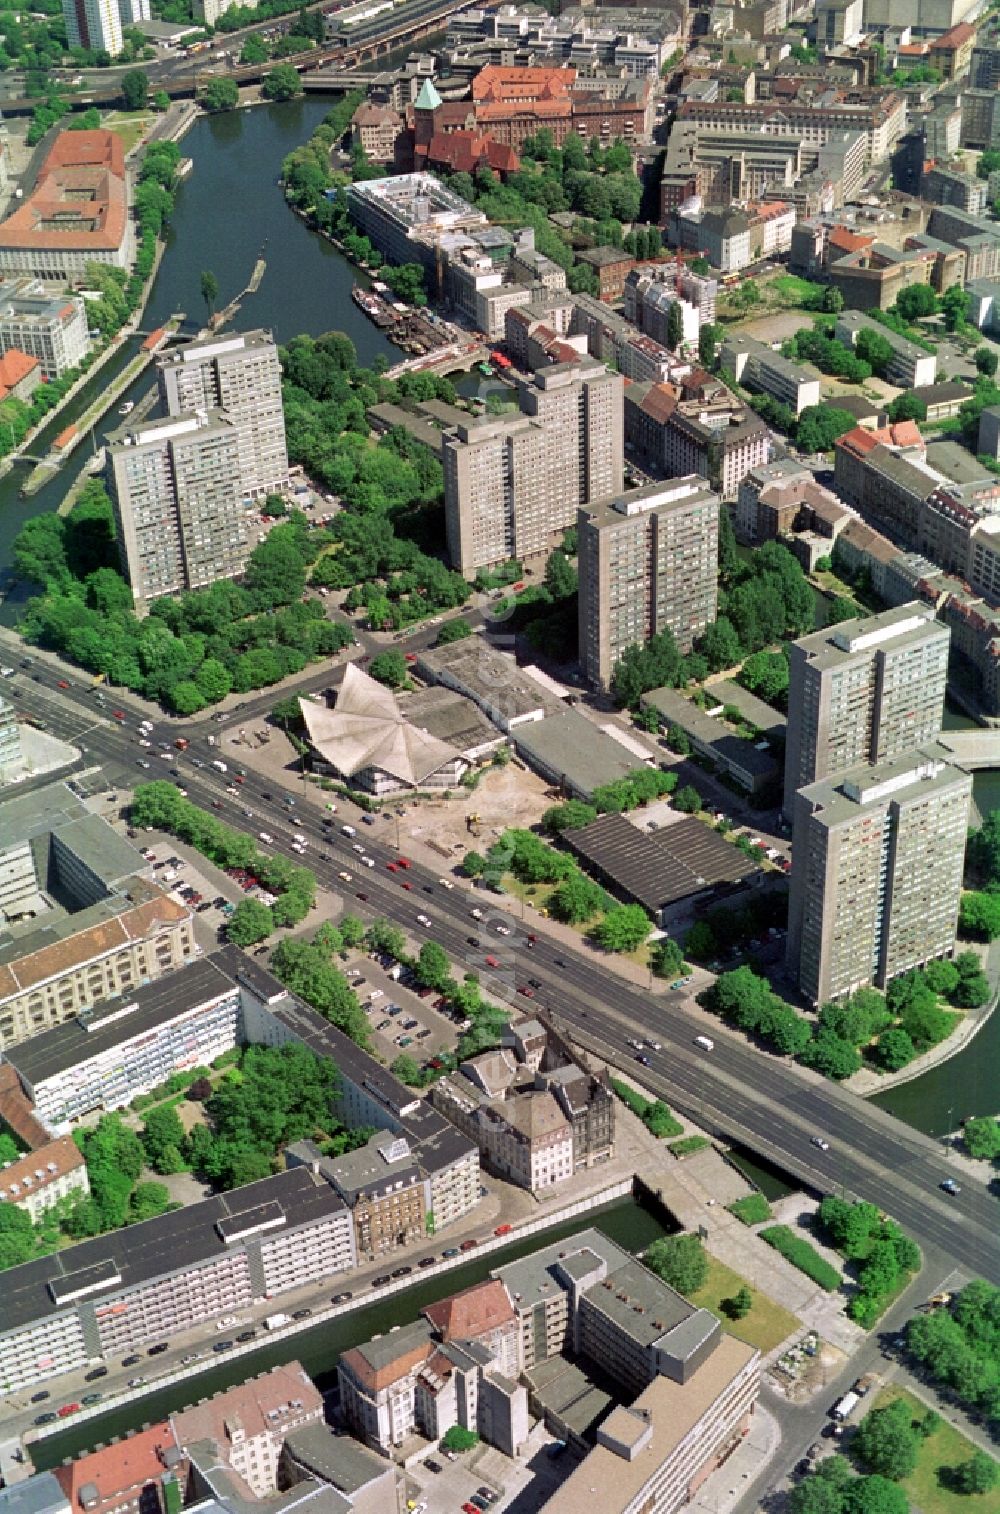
xmin=363 ymin=857 xmax=375 ymax=868
xmin=416 ymin=914 xmax=432 ymax=927
xmin=369 ymin=989 xmax=384 ymax=1000
xmin=338 ymin=871 xmax=352 ymax=882
xmin=471 ymin=908 xmax=483 ymax=920
xmin=259 ymin=831 xmax=273 ymax=844
xmin=810 ymin=1136 xmax=831 ymax=1151
xmin=352 ymin=843 xmax=365 ymax=854
xmin=138 ymin=738 xmax=151 ymax=748
xmin=438 ymin=878 xmax=455 ymax=890
xmin=292 ymin=842 xmax=306 ymax=854
xmin=495 ymin=924 xmax=510 ymax=936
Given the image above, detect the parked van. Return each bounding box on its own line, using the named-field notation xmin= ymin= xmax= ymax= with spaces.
xmin=342 ymin=824 xmax=357 ymax=837
xmin=694 ymin=1035 xmax=715 ymax=1051
xmin=832 ymin=1391 xmax=860 ymax=1421
xmin=212 ymin=759 xmax=227 ymax=773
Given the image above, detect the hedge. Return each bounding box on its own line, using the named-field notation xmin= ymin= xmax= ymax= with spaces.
xmin=727 ymin=1194 xmax=772 ymax=1226
xmin=759 ymin=1225 xmax=842 ymax=1291
xmin=669 ymin=1135 xmax=711 ymax=1157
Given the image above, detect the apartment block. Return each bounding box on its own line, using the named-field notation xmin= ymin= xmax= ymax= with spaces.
xmin=674 ymin=92 xmax=908 ymax=165
xmin=927 ymin=204 xmax=1000 ymax=281
xmin=578 ymin=476 xmax=720 ymax=689
xmin=156 ymin=329 xmax=288 ymax=500
xmin=0 ymin=696 xmax=22 ymax=784
xmin=0 ymin=1168 xmax=356 ymax=1394
xmin=107 ymin=411 xmax=250 ymax=613
xmin=5 ymin=957 xmax=241 ymax=1135
xmin=443 ymin=358 xmax=623 ymax=577
xmin=834 ymin=309 xmax=938 ymax=388
xmin=786 ymin=743 xmax=971 ymax=1003
xmin=170 ymin=1364 xmax=324 ymax=1499
xmin=61 ymin=0 xmax=122 ymax=53
xmin=0 ymin=1135 xmax=89 ymax=1222
xmin=312 ymin=1130 xmax=426 ymax=1262
xmin=52 ymin=1424 xmax=187 ymax=1514
xmin=0 ymin=279 xmax=89 ymax=378
xmin=922 ymin=165 xmax=988 ymax=216
xmin=782 ymin=603 xmax=950 ymax=818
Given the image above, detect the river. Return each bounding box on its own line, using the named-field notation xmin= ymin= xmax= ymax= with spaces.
xmin=29 ymin=1195 xmax=672 ymax=1469
xmin=0 ymin=97 xmax=395 ymax=608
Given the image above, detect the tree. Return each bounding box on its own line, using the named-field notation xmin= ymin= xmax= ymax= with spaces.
xmin=802 ymin=1030 xmax=862 ymax=1080
xmin=202 ymin=76 xmax=240 ymax=112
xmin=876 ymin=1028 xmax=916 ymax=1071
xmin=963 ymin=1116 xmax=1000 ymax=1161
xmin=974 ymin=347 xmax=998 ymax=379
xmin=952 ymin=1453 xmax=998 ymax=1495
xmin=0 ymin=1132 xmax=20 ymax=1165
xmin=436 ymin=617 xmax=472 ymax=645
xmin=845 ymin=1477 xmax=910 ymax=1514
xmin=739 ymin=650 xmax=789 ymax=706
xmin=666 ymin=298 xmax=684 ymax=352
xmin=129 ymin=1180 xmax=174 ymax=1223
xmin=241 ymin=34 xmax=268 ymax=63
xmin=895 ymin=283 xmax=937 ymax=320
xmin=121 ymin=69 xmax=149 ymax=109
xmin=940 ymin=285 xmax=970 ymax=333
xmin=796 ymin=406 xmax=857 ymax=453
xmin=887 ymin=392 xmax=927 ymax=423
xmin=854 ymin=1398 xmax=919 ymax=1480
xmin=542 ymin=800 xmax=599 ymax=836
xmin=0 ymin=1206 xmax=35 ymax=1270
xmin=262 ymin=64 xmax=303 ymax=101
xmin=440 ymin=1426 xmax=479 ymax=1453
xmin=593 ymin=904 xmax=650 ymax=953
xmin=854 ymin=330 xmax=895 ymax=377
xmin=645 ymin=1233 xmax=708 ymax=1295
xmin=684 ymin=920 xmax=716 ymax=960
xmin=696 ymin=616 xmax=742 ymax=672
xmin=651 ymin=937 xmax=686 ymax=979
xmin=141 ymin=1105 xmax=187 ymax=1174
xmin=544 ymin=548 xmax=577 ymax=600
xmin=961 ymin=889 xmax=1000 ymax=941
xmin=550 ymin=871 xmax=607 ymax=924
xmin=415 ymin=940 xmax=451 ymax=991
xmin=200 ymin=269 xmax=219 ymax=319
xmin=368 ymin=649 xmax=407 ymax=688
xmin=365 ymin=918 xmax=407 ymax=959
xmin=823 ymin=287 xmax=845 ymax=314
xmin=391 ymin=1052 xmax=424 ymax=1085
xmin=228 ymin=897 xmax=274 ymax=946
xmin=699 ymin=322 xmax=722 ymax=366
xmin=152 ymin=90 xmax=170 ymax=111
xmin=674 ymin=785 xmax=702 ymax=814
xmin=723 ymin=1284 xmax=753 ymax=1319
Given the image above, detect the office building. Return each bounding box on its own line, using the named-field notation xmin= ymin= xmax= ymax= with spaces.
xmin=443 ymin=358 xmax=623 ymax=577
xmin=0 ymin=1135 xmax=90 ymax=1221
xmin=787 ymin=743 xmax=971 ymax=1003
xmin=107 ymin=411 xmax=250 ymax=613
xmin=782 ymin=604 xmax=950 ymax=818
xmin=578 ymin=476 xmax=720 ymax=689
xmin=0 ymin=1166 xmax=356 ymax=1394
xmin=5 ymin=957 xmax=241 ymax=1135
xmin=61 ymin=0 xmax=122 ymax=56
xmin=0 ymin=783 xmax=194 ymax=1051
xmin=835 ymin=309 xmax=938 ymax=389
xmin=816 ymin=0 xmax=864 ymax=45
xmin=157 ymin=330 xmax=288 ymax=500
xmin=674 ymin=91 xmax=907 ymax=166
xmin=719 ymin=335 xmax=820 ymax=416
xmin=0 ymin=1474 xmax=70 ymax=1514
xmin=0 ymin=279 xmax=89 ymax=379
xmin=0 ymin=131 xmax=132 ymax=282
xmin=922 ymin=165 xmax=988 ymax=216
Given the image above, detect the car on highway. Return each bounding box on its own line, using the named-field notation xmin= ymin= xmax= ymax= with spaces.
xmin=213 ymin=1342 xmax=233 ymax=1353
xmin=392 ymin=1265 xmax=412 ymax=1278
xmin=416 ymin=913 xmax=431 ymax=927
xmin=82 ymin=1393 xmax=103 ymax=1406
xmin=519 ymin=986 xmax=534 ymax=998
xmin=940 ymin=1178 xmax=961 ymax=1195
xmin=112 ymin=710 xmax=125 ymax=721
xmin=332 ymin=1291 xmax=353 ymax=1304
xmin=35 ymin=1413 xmax=57 ymax=1425
xmin=31 ymin=1390 xmax=51 ymax=1402
xmin=57 ymin=679 xmax=70 ymax=689
xmin=122 ymin=1354 xmax=141 ymax=1366
xmin=372 ymin=1275 xmax=391 ymax=1288
xmin=811 ymin=1136 xmax=831 ymax=1151
xmin=293 ymin=1308 xmax=312 ymax=1320
xmin=495 ymin=924 xmax=510 ymax=935
xmin=136 ymin=758 xmax=150 ymax=768
xmin=636 ymin=1053 xmax=651 ymax=1066
xmin=128 ymin=1377 xmax=145 ymax=1388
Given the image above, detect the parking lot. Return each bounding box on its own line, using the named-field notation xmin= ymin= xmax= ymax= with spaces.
xmin=402 ymin=1422 xmax=572 ymax=1514
xmin=351 ymin=953 xmax=465 ymax=1063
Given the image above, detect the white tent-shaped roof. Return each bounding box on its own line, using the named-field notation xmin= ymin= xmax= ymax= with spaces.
xmin=299 ymin=663 xmax=460 ymax=787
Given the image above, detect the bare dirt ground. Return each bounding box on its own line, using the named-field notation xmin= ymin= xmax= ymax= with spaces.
xmin=402 ymin=761 xmax=555 ymax=862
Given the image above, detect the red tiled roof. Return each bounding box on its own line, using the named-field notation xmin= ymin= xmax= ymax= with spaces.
xmin=472 ymin=64 xmax=576 ymax=104
xmin=828 ymin=226 xmax=874 ymax=254
xmin=54 ymin=1423 xmax=180 ymax=1511
xmin=422 ymin=1280 xmax=516 ymax=1342
xmin=930 ymin=20 xmax=975 ymax=46
xmin=0 ymin=1135 xmax=86 ymax=1207
xmin=0 ymin=348 xmax=39 ymax=397
xmin=421 ymin=130 xmax=520 ymax=177
xmin=0 ymin=130 xmax=128 ymax=254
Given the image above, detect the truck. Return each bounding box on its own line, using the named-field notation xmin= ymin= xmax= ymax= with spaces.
xmin=832 ymin=1391 xmax=860 ymax=1421
xmin=265 ymin=1313 xmax=292 ymax=1330
xmin=212 ymin=759 xmax=227 ymax=773
xmin=174 ymin=737 xmax=190 ymax=750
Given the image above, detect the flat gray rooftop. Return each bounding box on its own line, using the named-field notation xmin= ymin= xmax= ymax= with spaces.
xmin=512 ymin=710 xmax=644 ymax=798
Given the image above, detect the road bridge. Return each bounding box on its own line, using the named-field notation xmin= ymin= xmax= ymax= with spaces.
xmin=939 ymin=729 xmax=1000 ymax=770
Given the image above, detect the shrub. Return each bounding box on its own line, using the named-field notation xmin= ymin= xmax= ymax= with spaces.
xmin=759 ymin=1225 xmax=841 ymax=1290
xmin=727 ymin=1193 xmax=772 ymax=1225
xmin=669 ymin=1135 xmax=711 ymax=1157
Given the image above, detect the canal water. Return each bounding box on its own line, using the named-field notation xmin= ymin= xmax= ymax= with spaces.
xmin=0 ymin=97 xmax=395 ymax=607
xmin=29 ymin=1195 xmax=672 ymax=1469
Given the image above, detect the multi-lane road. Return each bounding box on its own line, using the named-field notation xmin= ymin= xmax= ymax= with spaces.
xmin=8 ymin=666 xmax=1000 ymax=1286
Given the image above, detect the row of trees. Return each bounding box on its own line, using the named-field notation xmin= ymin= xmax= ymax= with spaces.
xmin=905 ymin=1280 xmax=1000 ymax=1423
xmin=817 ymin=1197 xmax=920 ymax=1327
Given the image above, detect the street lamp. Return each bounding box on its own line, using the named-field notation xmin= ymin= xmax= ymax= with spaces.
xmin=943 ymin=1105 xmax=954 ymax=1159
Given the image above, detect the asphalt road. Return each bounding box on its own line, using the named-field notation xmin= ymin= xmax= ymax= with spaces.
xmin=9 ymin=671 xmax=1000 ymax=1288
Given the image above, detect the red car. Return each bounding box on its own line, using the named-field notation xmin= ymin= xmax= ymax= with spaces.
xmin=485 ymin=954 xmax=499 ymax=968
xmin=494 ymin=1223 xmax=512 ymax=1236
xmin=211 ymin=800 xmax=223 ymax=810
xmin=401 ymin=881 xmax=413 ymax=891
xmin=397 ymin=856 xmax=412 ymax=869
xmin=405 ymin=653 xmax=417 ymax=663
xmin=460 ymin=1238 xmax=478 ymax=1251
xmin=386 ymin=862 xmax=398 ymax=873
xmin=58 ymin=1403 xmax=80 ymax=1418
xmin=57 ymin=679 xmax=70 ymax=689
xmin=519 ymin=986 xmax=535 ymax=998
xmin=233 ymin=775 xmax=245 ymax=784
xmin=463 ymin=1506 xmax=479 ymax=1514
xmin=112 ymin=710 xmax=125 ymax=721
xmin=527 ymin=933 xmax=537 ymax=943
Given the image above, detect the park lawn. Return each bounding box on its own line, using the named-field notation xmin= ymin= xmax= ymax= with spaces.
xmin=688 ymin=1254 xmax=800 ymax=1354
xmin=102 ymin=112 xmax=153 ymax=152
xmin=770 ymin=273 xmax=822 ymax=305
xmin=870 ymin=1388 xmax=1000 ymax=1514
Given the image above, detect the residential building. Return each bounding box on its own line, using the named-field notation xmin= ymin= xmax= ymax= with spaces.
xmin=432 ymin=1021 xmax=614 ymax=1191
xmin=194 ymin=0 xmax=258 ymax=22
xmin=0 ymin=349 xmax=40 ymax=404
xmin=0 ymin=1168 xmax=356 ymax=1393
xmin=351 ymin=102 xmax=405 ymax=163
xmin=786 ymin=743 xmax=971 ymax=1003
xmin=782 ymin=603 xmax=950 ymax=816
xmin=970 ymin=35 xmax=1000 ymax=89
xmin=624 ymin=384 xmax=770 ymax=500
xmin=61 ymin=0 xmax=121 ymax=55
xmin=0 ymin=279 xmax=89 ymax=378
xmin=928 ymin=20 xmax=977 ymax=77
xmin=0 ymin=695 xmax=22 ymax=784
xmin=0 ymin=783 xmax=194 ymax=1051
xmin=0 ymin=132 xmax=132 ymax=282
xmin=816 ymin=0 xmax=864 ymax=46
xmin=834 ymin=309 xmax=938 ymax=388
xmin=338 ymin=1279 xmax=526 ymax=1453
xmin=625 ymin=265 xmax=718 ymax=335
xmin=4 ymin=957 xmax=242 ymax=1135
xmin=922 ymin=165 xmax=987 ymax=216
xmin=0 ymin=1135 xmax=89 ymax=1221
xmin=170 ymin=1365 xmax=324 ymax=1500
xmin=443 ymin=358 xmax=623 ymax=576
xmin=53 ymin=1424 xmax=187 ymax=1514
xmin=927 ymin=204 xmax=1000 ymax=281
xmin=960 ymin=88 xmax=1000 ymax=152
xmin=924 ymin=103 xmax=963 ymax=160
xmin=107 ymin=411 xmax=250 ymax=614
xmin=0 ymin=1474 xmax=71 ymax=1514
xmin=719 ymin=335 xmax=820 ymax=416
xmin=316 ymin=1130 xmax=426 ymax=1262
xmin=569 ymin=293 xmax=682 ymax=385
xmin=691 ymin=209 xmax=752 ymax=274
xmin=156 ymin=329 xmax=289 ymax=501
xmin=578 ymin=476 xmax=720 ymax=689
